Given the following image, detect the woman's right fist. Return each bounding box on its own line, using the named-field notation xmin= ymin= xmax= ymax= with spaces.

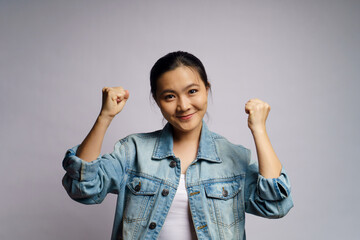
xmin=100 ymin=87 xmax=129 ymax=119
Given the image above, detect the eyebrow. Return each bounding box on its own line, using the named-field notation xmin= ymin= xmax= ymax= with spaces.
xmin=159 ymin=83 xmax=200 ymax=96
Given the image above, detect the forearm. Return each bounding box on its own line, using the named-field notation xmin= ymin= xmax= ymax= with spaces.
xmin=76 ymin=115 xmax=113 ymax=162
xmin=251 ymin=128 xmax=282 ymax=178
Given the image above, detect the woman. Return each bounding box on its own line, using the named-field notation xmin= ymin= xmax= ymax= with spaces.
xmin=62 ymin=51 xmax=293 ymax=240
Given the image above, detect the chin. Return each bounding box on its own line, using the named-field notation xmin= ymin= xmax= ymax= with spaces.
xmin=172 ymin=119 xmax=203 ymax=134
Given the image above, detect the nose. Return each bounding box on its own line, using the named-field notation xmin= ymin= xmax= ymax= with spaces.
xmin=177 ymin=96 xmax=190 ymax=112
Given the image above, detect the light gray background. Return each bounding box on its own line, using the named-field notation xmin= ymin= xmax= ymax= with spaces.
xmin=1 ymin=0 xmax=359 ymax=239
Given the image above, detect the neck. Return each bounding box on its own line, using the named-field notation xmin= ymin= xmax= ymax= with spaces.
xmin=172 ymin=122 xmax=203 ymax=144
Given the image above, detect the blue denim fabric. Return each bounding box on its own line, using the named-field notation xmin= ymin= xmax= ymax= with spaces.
xmin=62 ymin=121 xmax=293 ymax=240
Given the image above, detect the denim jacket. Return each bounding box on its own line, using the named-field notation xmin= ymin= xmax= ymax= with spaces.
xmin=62 ymin=121 xmax=293 ymax=240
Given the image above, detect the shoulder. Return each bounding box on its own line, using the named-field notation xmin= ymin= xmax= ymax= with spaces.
xmin=118 ymin=129 xmax=162 ymax=145
xmin=209 ymin=130 xmax=249 ymax=151
xmin=209 ymin=130 xmax=251 ymax=160
xmin=110 ymin=129 xmax=163 ymax=159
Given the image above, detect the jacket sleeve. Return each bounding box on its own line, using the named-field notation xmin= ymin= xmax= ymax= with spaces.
xmin=244 ymin=149 xmax=294 ymax=218
xmin=62 ymin=139 xmax=128 ymax=204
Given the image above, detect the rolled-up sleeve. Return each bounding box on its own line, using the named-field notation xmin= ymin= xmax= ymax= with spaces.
xmin=62 ymin=139 xmax=127 ymax=204
xmin=257 ymin=169 xmax=291 ymax=201
xmin=244 ymin=151 xmax=293 ymax=218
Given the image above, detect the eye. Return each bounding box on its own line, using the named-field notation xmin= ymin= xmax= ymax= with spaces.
xmin=189 ymin=89 xmax=198 ymax=94
xmin=164 ymin=94 xmax=175 ymax=100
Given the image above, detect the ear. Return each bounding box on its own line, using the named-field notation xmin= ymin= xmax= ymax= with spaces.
xmin=153 ymin=94 xmax=160 ymax=107
xmin=206 ymin=82 xmax=211 ymax=95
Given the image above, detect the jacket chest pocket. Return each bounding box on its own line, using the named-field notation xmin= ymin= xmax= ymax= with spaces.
xmin=204 ymin=176 xmax=244 ymax=228
xmin=124 ymin=175 xmax=160 ymax=225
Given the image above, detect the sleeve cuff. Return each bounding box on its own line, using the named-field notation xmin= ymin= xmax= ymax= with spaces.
xmin=257 ymin=168 xmax=291 ymax=201
xmin=62 ymin=145 xmax=101 ymax=182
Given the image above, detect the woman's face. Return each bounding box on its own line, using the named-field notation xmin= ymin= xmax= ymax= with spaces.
xmin=155 ymin=66 xmax=209 ymax=136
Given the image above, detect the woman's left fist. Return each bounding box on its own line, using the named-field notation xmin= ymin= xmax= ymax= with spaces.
xmin=245 ymin=99 xmax=271 ymax=133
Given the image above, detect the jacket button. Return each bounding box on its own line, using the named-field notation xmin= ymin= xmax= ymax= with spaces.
xmin=162 ymin=189 xmax=169 ymax=196
xmin=134 ymin=184 xmax=141 ymax=192
xmin=149 ymin=222 xmax=157 ymax=229
xmin=169 ymin=160 xmax=177 ymax=168
xmin=222 ymin=189 xmax=228 ymax=197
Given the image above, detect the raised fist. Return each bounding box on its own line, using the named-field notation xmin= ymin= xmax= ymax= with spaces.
xmin=100 ymin=87 xmax=129 ymax=119
xmin=245 ymin=98 xmax=271 ymax=133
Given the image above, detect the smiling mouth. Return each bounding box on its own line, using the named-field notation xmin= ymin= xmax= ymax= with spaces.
xmin=176 ymin=113 xmax=195 ymax=120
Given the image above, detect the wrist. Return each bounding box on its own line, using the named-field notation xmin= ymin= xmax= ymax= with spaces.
xmin=250 ymin=126 xmax=267 ymax=136
xmin=97 ymin=114 xmax=113 ymax=126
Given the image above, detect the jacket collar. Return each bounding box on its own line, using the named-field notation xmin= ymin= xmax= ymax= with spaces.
xmin=152 ymin=120 xmax=221 ymax=163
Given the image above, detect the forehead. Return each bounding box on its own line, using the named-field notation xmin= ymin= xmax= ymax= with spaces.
xmin=156 ymin=66 xmax=203 ymax=91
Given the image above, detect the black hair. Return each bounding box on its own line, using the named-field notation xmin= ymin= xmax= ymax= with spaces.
xmin=150 ymin=51 xmax=210 ymax=99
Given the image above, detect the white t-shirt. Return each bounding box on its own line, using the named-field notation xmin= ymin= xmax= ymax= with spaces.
xmin=158 ymin=174 xmax=197 ymax=239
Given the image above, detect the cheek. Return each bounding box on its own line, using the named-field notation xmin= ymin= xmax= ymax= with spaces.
xmin=159 ymin=102 xmax=174 ymax=115
xmin=195 ymin=95 xmax=208 ymax=109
